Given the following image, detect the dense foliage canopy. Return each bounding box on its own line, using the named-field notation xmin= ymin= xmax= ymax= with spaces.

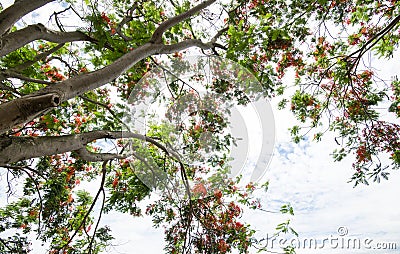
xmin=0 ymin=0 xmax=400 ymax=253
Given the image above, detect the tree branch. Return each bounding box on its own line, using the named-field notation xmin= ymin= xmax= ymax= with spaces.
xmin=0 ymin=70 xmax=54 ymax=85
xmin=211 ymin=27 xmax=228 ymax=44
xmin=0 ymin=81 xmax=20 ymax=95
xmin=79 ymin=95 xmax=130 ymax=130
xmin=158 ymin=39 xmax=214 ymax=53
xmin=0 ymin=93 xmax=60 ymax=135
xmin=0 ymin=237 xmax=14 ymax=252
xmin=0 ymin=0 xmax=55 ymax=36
xmin=75 ymin=147 xmax=127 ymax=162
xmin=0 ymin=130 xmax=170 ymax=165
xmin=346 ymin=14 xmax=400 ymax=71
xmin=115 ymin=3 xmax=139 ymax=42
xmin=0 ymin=24 xmax=94 ymax=57
xmin=0 ymin=37 xmax=217 ymax=135
xmin=0 ymin=0 xmax=218 ymax=135
xmin=12 ymin=43 xmax=65 ymax=73
xmin=60 ymin=161 xmax=108 ymax=252
xmin=0 ymin=44 xmax=65 ymax=90
xmin=150 ymin=0 xmax=217 ymax=43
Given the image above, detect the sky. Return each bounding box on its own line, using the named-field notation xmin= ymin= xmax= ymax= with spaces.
xmin=0 ymin=1 xmax=399 ymax=254
xmin=92 ymin=94 xmax=400 ymax=254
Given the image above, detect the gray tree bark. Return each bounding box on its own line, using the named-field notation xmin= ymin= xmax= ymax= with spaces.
xmin=0 ymin=24 xmax=94 ymax=57
xmin=0 ymin=131 xmax=170 ymax=165
xmin=0 ymin=0 xmax=55 ymax=36
xmin=0 ymin=0 xmax=220 ymax=164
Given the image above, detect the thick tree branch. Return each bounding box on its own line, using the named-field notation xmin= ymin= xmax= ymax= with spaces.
xmin=0 ymin=38 xmax=216 ymax=134
xmin=0 ymin=0 xmax=218 ymax=135
xmin=150 ymin=0 xmax=217 ymax=43
xmin=0 ymin=24 xmax=93 ymax=57
xmin=0 ymin=93 xmax=60 ymax=135
xmin=75 ymin=148 xmax=126 ymax=162
xmin=0 ymin=43 xmax=154 ymax=134
xmin=0 ymin=0 xmax=55 ymax=36
xmin=0 ymin=130 xmax=169 ymax=165
xmin=158 ymin=39 xmax=214 ymax=53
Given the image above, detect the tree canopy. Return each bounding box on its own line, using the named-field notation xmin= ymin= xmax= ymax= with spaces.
xmin=0 ymin=0 xmax=400 ymax=253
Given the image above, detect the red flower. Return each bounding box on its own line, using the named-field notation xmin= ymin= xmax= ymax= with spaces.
xmin=235 ymin=221 xmax=244 ymax=229
xmin=101 ymin=12 xmax=111 ymax=24
xmin=214 ymin=189 xmax=222 ymax=199
xmin=192 ymin=182 xmax=207 ymax=196
xmin=217 ymin=239 xmax=228 ymax=252
xmin=112 ymin=177 xmax=119 ymax=189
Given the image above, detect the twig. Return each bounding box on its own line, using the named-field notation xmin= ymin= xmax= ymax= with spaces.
xmin=60 ymin=160 xmax=108 ymax=252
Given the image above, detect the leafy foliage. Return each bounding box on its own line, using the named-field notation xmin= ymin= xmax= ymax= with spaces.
xmin=1 ymin=0 xmax=400 ymax=253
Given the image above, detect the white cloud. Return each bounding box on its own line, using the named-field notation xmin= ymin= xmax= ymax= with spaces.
xmin=1 ymin=1 xmax=399 ymax=253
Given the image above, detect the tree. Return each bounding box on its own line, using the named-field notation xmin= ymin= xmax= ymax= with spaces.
xmin=0 ymin=0 xmax=399 ymax=253
xmin=0 ymin=1 xmax=284 ymax=253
